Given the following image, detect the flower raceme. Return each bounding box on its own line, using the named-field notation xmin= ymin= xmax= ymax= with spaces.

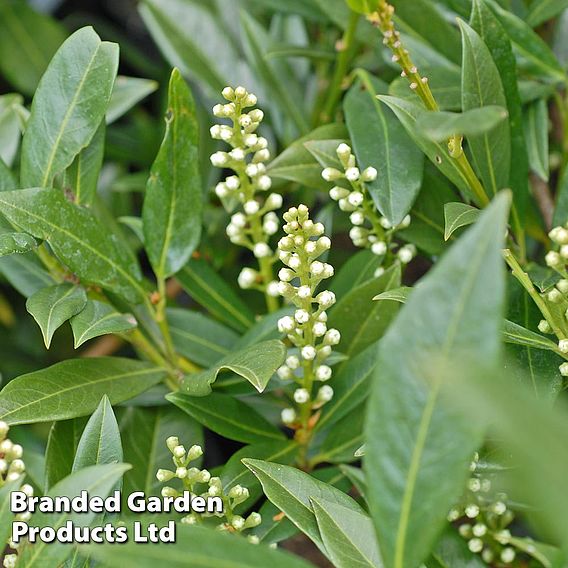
xmin=275 ymin=205 xmax=340 ymax=430
xmin=209 ymin=86 xmax=281 ymax=310
xmin=324 ymin=143 xmax=415 ymax=274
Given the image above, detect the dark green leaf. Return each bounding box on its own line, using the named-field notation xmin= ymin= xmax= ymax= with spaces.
xmin=21 ymin=27 xmax=119 ymax=187
xmin=444 ymin=203 xmax=480 ymax=240
xmin=426 ymin=527 xmax=487 ymax=567
xmin=0 ymin=358 xmax=166 ymax=425
xmin=44 ymin=418 xmax=85 ymax=490
xmin=26 ymin=284 xmax=87 ymax=348
xmin=365 ymin=193 xmax=510 ymax=568
xmin=318 ymin=407 xmax=365 ymax=464
xmin=330 ymin=250 xmax=383 ymax=298
xmin=168 ymin=392 xmax=285 ymax=444
xmin=143 ymin=69 xmax=202 ymax=278
xmin=0 ymin=480 xmax=20 ymax=549
xmin=345 ymin=70 xmax=424 ymax=226
xmin=526 ymin=0 xmax=568 ymax=27
xmin=523 ymin=98 xmax=549 ymax=181
xmin=0 ymin=93 xmax=24 ymax=167
xmin=0 ymin=158 xmax=17 ymax=191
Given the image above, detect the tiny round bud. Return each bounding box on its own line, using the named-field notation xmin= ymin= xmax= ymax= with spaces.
xmin=371 ymin=241 xmax=387 ymax=256
xmin=315 ymin=365 xmax=332 ymax=381
xmin=317 ymin=385 xmax=334 ymax=402
xmin=329 ymin=186 xmax=349 ymax=201
xmin=265 ymin=193 xmax=282 ymax=209
xmin=257 ymin=175 xmax=273 ymax=191
xmin=156 ymin=469 xmax=175 ymax=482
xmin=313 ymin=322 xmax=327 ymax=337
xmin=301 ymin=345 xmax=317 ymax=361
xmin=336 ymin=143 xmax=351 ymax=159
xmin=538 ymin=319 xmax=552 ymax=333
xmin=398 ymin=245 xmax=415 ymax=264
xmin=222 ymin=86 xmax=235 ymax=100
xmin=322 ymin=168 xmax=342 ymax=182
xmin=238 ymin=268 xmax=257 ymax=289
xmin=277 ymin=316 xmax=295 ymax=333
xmin=281 ymin=408 xmax=296 ymax=424
xmin=347 ymin=191 xmax=364 ymax=207
xmin=253 ymin=243 xmax=272 ymax=258
xmin=549 ymin=288 xmax=563 ymax=303
xmin=325 ymin=329 xmax=341 ymax=345
xmin=350 ymin=211 xmax=365 ymax=226
xmin=399 ymin=215 xmax=411 ymax=229
xmin=465 ymin=504 xmax=480 ymax=518
xmin=361 ymin=167 xmax=378 ymax=182
xmin=267 ymin=281 xmax=280 ymax=297
xmin=500 ymin=547 xmax=516 ymax=563
xmin=244 ymin=200 xmax=260 ymax=215
xmin=295 ymin=309 xmax=310 ymax=324
xmin=559 ymin=362 xmax=568 ymax=376
xmin=173 ymin=445 xmax=186 ymax=459
xmin=472 ymin=523 xmax=487 ymax=537
xmin=176 ymin=467 xmax=188 ymax=479
xmin=559 ymin=339 xmax=568 ymax=353
xmin=467 ymin=538 xmax=483 ymax=553
xmin=345 ymin=167 xmax=360 ymax=182
xmin=546 ymin=251 xmax=562 ymax=267
xmin=210 ymin=151 xmax=228 ymax=167
xmin=316 ymin=290 xmax=336 ymax=308
xmin=294 ymin=388 xmax=310 ymax=404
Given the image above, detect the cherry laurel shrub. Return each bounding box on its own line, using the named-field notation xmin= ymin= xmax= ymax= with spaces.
xmin=0 ymin=0 xmax=568 ymax=566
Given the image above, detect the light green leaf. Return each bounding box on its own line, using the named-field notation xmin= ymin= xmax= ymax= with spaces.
xmin=444 ymin=203 xmax=480 ymax=241
xmin=329 ymin=264 xmax=401 ymax=357
xmin=426 ymin=527 xmax=487 ymax=567
xmin=373 ymin=286 xmax=412 ymax=303
xmin=459 ymin=19 xmax=510 ymax=197
xmin=0 ymin=358 xmax=166 ymax=425
xmin=0 ymin=158 xmax=17 ymax=191
xmin=346 ymin=0 xmax=377 ymax=14
xmin=182 ymin=339 xmax=286 ymax=396
xmin=365 ymin=192 xmax=510 ymax=568
xmin=0 ymin=232 xmax=37 ymax=257
xmin=523 ymin=98 xmax=549 ymax=181
xmin=87 ymin=525 xmax=313 ymax=568
xmin=417 ymin=106 xmax=508 ymax=142
xmin=502 ymin=319 xmax=559 ymax=352
xmin=243 ymin=458 xmax=363 ymax=553
xmin=345 ymin=70 xmax=423 ymax=226
xmin=107 ymin=76 xmax=158 ymax=124
xmin=526 ymin=0 xmax=568 ymax=27
xmin=73 ymin=395 xmax=122 ymax=472
xmin=0 ymin=253 xmax=54 ymax=297
xmin=19 ymin=464 xmax=130 ymax=568
xmin=168 ymin=392 xmax=285 ymax=444
xmin=120 ymin=405 xmax=202 ymax=498
xmin=0 ymin=93 xmax=24 ymax=166
xmin=317 ymin=406 xmax=365 ymax=464
xmin=45 ymin=418 xmax=86 ymax=490
xmin=21 ymin=27 xmax=119 ymax=188
xmin=0 ymin=479 xmax=20 ymax=549
xmin=70 ymin=300 xmax=137 ymax=349
xmin=0 ymin=1 xmax=67 ymax=95
xmin=143 ymin=68 xmax=202 ymax=279
xmin=311 ymin=498 xmax=382 ymax=568
xmin=26 ymin=284 xmax=87 ymax=348
xmin=0 ymin=187 xmax=145 ymax=303
xmin=177 ymin=258 xmax=254 ymax=332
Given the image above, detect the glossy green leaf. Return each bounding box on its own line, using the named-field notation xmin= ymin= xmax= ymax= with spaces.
xmin=444 ymin=203 xmax=480 ymax=241
xmin=73 ymin=395 xmax=122 ymax=472
xmin=21 ymin=27 xmax=119 ymax=188
xmin=120 ymin=406 xmax=203 ymax=498
xmin=177 ymin=258 xmax=254 ymax=332
xmin=168 ymin=392 xmax=285 ymax=444
xmin=0 ymin=480 xmax=20 ymax=549
xmin=460 ymin=20 xmax=510 ymax=197
xmin=330 ymin=250 xmax=383 ymax=298
xmin=70 ymin=300 xmax=137 ymax=349
xmin=243 ymin=458 xmax=363 ymax=553
xmin=340 ymin=465 xmax=367 ymax=499
xmin=0 ymin=232 xmax=37 ymax=257
xmin=345 ymin=71 xmax=423 ymax=226
xmin=471 ymin=0 xmax=529 ymax=220
xmin=107 ymin=76 xmax=158 ymax=124
xmin=168 ymin=308 xmax=239 ymax=367
xmin=426 ymin=527 xmax=487 ymax=567
xmin=0 ymin=188 xmax=145 ymax=303
xmin=523 ymin=98 xmax=549 ymax=181
xmin=143 ymin=69 xmax=202 ymax=279
xmin=63 ymin=121 xmax=106 ymax=206
xmin=182 ymin=339 xmax=286 ymax=396
xmin=0 ymin=253 xmax=54 ymax=297
xmin=554 ymin=164 xmax=568 ymax=227
xmin=26 ymin=284 xmax=87 ymax=348
xmin=502 ymin=319 xmax=559 ymax=352
xmin=0 ymin=158 xmax=17 ymax=191
xmin=329 ymin=264 xmax=401 ymax=357
xmin=0 ymin=93 xmax=24 ymax=167
xmin=19 ymin=464 xmax=130 ymax=567
xmin=0 ymin=358 xmax=166 ymax=425
xmin=311 ymin=498 xmax=382 ymax=568
xmin=526 ymin=0 xmax=568 ymax=27
xmin=417 ymin=106 xmax=508 ymax=142
xmin=87 ymin=525 xmax=312 ymax=568
xmin=346 ymin=0 xmax=377 ymax=13
xmin=318 ymin=407 xmax=365 ymax=464
xmin=373 ymin=287 xmax=412 ymax=304
xmin=365 ymin=193 xmax=510 ymax=568
xmin=45 ymin=418 xmax=85 ymax=490
xmin=0 ymin=1 xmax=67 ymax=95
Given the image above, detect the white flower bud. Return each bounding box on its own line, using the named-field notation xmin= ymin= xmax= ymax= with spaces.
xmin=316 ymin=290 xmax=336 ymax=308
xmin=345 ymin=167 xmax=360 ymax=182
xmin=3 ymin=554 xmax=17 ymax=568
xmin=253 ymin=243 xmax=272 ymax=258
xmin=313 ymin=322 xmax=327 ymax=337
xmin=399 ymin=214 xmax=411 ymax=228
xmin=257 ymin=175 xmax=273 ymax=191
xmin=244 ymin=133 xmax=258 ymax=148
xmin=295 ymin=309 xmax=310 ymax=324
xmin=166 ymin=436 xmax=179 ymax=451
xmin=231 ymin=212 xmax=247 ymax=228
xmin=350 ymin=211 xmax=365 ymax=226
xmin=222 ymin=86 xmax=235 ymax=100
xmin=546 ymin=251 xmax=562 ymax=267
xmin=305 ymin=241 xmax=317 ymax=254
xmin=176 ymin=467 xmax=188 ymax=479
xmin=263 ymin=216 xmax=279 ymax=236
xmin=156 ymin=469 xmax=174 ymax=482
xmin=322 ymin=168 xmax=342 ymax=182
xmin=0 ymin=421 xmax=8 ymax=439
xmin=210 ymin=151 xmax=228 ymax=167
xmin=347 ymin=191 xmax=364 ymax=207
xmin=301 ymin=345 xmax=317 ymax=360
xmin=549 ymin=288 xmax=563 ymax=303
xmin=317 ymin=385 xmax=334 ymax=401
xmin=322 ymin=264 xmax=334 ymax=278
xmin=371 ymin=241 xmax=387 ymax=256
xmin=265 ymin=193 xmax=282 ymax=209
xmin=288 ymin=255 xmax=301 ymax=269
xmin=336 ymin=143 xmax=351 ymax=159
xmin=315 ymin=365 xmax=332 ymax=381
xmin=472 ymin=523 xmax=487 ymax=537
xmin=267 ymin=281 xmax=280 ymax=297
xmin=558 ymin=279 xmax=568 ymax=293
xmin=329 ymin=186 xmax=349 ymax=201
xmin=254 ymin=149 xmax=270 ymax=162
xmin=21 ymin=484 xmax=34 ymax=497
xmin=277 ymin=281 xmax=293 ymax=296
xmin=468 ymin=538 xmax=483 ymax=553
xmin=559 ymin=339 xmax=568 ymax=353
xmin=362 ymin=167 xmax=378 ymax=182
xmin=173 ymin=445 xmax=186 ymax=459
xmin=278 ymin=268 xmax=295 ymax=282
xmin=234 ymin=86 xmax=247 ymax=99
xmin=294 ymin=388 xmax=310 ymax=403
xmin=0 ymin=440 xmax=13 ymax=454
xmin=244 ymin=200 xmax=260 ymax=215
xmin=230 ymin=148 xmax=246 ymax=161
xmin=559 ymin=362 xmax=568 ymax=376
xmin=561 ymin=245 xmax=568 ymax=259
xmin=11 ymin=444 xmax=22 ymax=459
xmin=310 ymin=261 xmax=324 ymax=276
xmin=398 ymin=245 xmax=415 ymax=264
xmin=213 ymin=104 xmax=225 ymax=117
xmin=244 ymin=93 xmax=257 ymax=107
xmin=286 ymin=355 xmax=300 ymax=369
xmin=465 ymin=504 xmax=480 ymax=518
xmin=231 ymin=516 xmax=245 ymax=530
xmin=277 ymin=316 xmax=295 ymax=333
xmin=277 ymin=365 xmax=293 ymax=380
xmin=297 ymin=285 xmax=311 ymax=299
xmin=550 ymin=226 xmax=568 ymax=244
xmin=324 ymin=328 xmax=341 ymax=345
xmin=318 ymin=236 xmax=331 ymax=251
xmin=501 ymin=548 xmax=516 ymax=563
xmin=250 ymin=109 xmax=264 ymax=122
xmin=215 ymin=183 xmax=229 ymax=198
xmin=238 ymin=267 xmax=257 ymax=289
xmin=281 ymin=408 xmax=296 ymax=424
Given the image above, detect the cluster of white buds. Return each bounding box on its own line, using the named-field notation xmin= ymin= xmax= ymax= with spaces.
xmin=157 ymin=436 xmax=261 ymax=542
xmin=447 ymin=453 xmax=529 ymax=565
xmin=0 ymin=421 xmax=32 ymax=568
xmin=323 ymin=143 xmax=414 ymax=275
xmin=275 ymin=205 xmax=341 ymax=428
xmin=210 ymin=86 xmax=281 ymax=304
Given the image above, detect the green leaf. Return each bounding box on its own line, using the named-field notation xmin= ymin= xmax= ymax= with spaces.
xmin=26 ymin=284 xmax=87 ymax=348
xmin=70 ymin=300 xmax=137 ymax=349
xmin=0 ymin=232 xmax=37 ymax=257
xmin=182 ymin=339 xmax=287 ymax=396
xmin=0 ymin=157 xmax=17 ymax=191
xmin=143 ymin=69 xmax=202 ymax=279
xmin=523 ymin=98 xmax=549 ymax=181
xmin=120 ymin=406 xmax=203 ymax=498
xmin=339 ymin=465 xmax=367 ymax=499
xmin=63 ymin=121 xmax=106 ymax=206
xmin=168 ymin=308 xmax=239 ymax=367
xmin=426 ymin=527 xmax=487 ymax=567
xmin=177 ymin=258 xmax=254 ymax=332
xmin=373 ymin=286 xmax=412 ymax=303
xmin=345 ymin=70 xmax=424 ymax=226
xmin=487 ymin=1 xmax=565 ymax=83
xmin=107 ymin=76 xmax=159 ymax=124
xmin=311 ymin=498 xmax=382 ymax=568
xmin=471 ymin=0 xmax=529 ymax=221
xmin=443 ymin=203 xmax=480 ymax=241
xmin=0 ymin=1 xmax=67 ymax=95
xmin=168 ymin=392 xmax=285 ymax=444
xmin=0 ymin=480 xmax=20 ymax=549
xmin=87 ymin=525 xmax=313 ymax=568
xmin=0 ymin=93 xmax=24 ymax=167
xmin=330 ymin=250 xmax=383 ymax=298
xmin=502 ymin=319 xmax=559 ymax=352
xmin=526 ymin=0 xmax=568 ymax=27
xmin=329 ymin=264 xmax=401 ymax=357
xmin=459 ymin=19 xmax=510 ymax=197
xmin=365 ymin=192 xmax=510 ymax=568
xmin=318 ymin=407 xmax=365 ymax=464
xmin=0 ymin=253 xmax=54 ymax=297
xmin=73 ymin=395 xmax=122 ymax=472
xmin=346 ymin=0 xmax=377 ymax=13
xmin=21 ymin=27 xmax=119 ymax=188
xmin=416 ymin=106 xmax=508 ymax=142
xmin=0 ymin=358 xmax=166 ymax=425
xmin=0 ymin=187 xmax=145 ymax=303
xmin=243 ymin=458 xmax=363 ymax=553
xmin=554 ymin=164 xmax=568 ymax=226
xmin=19 ymin=464 xmax=130 ymax=568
